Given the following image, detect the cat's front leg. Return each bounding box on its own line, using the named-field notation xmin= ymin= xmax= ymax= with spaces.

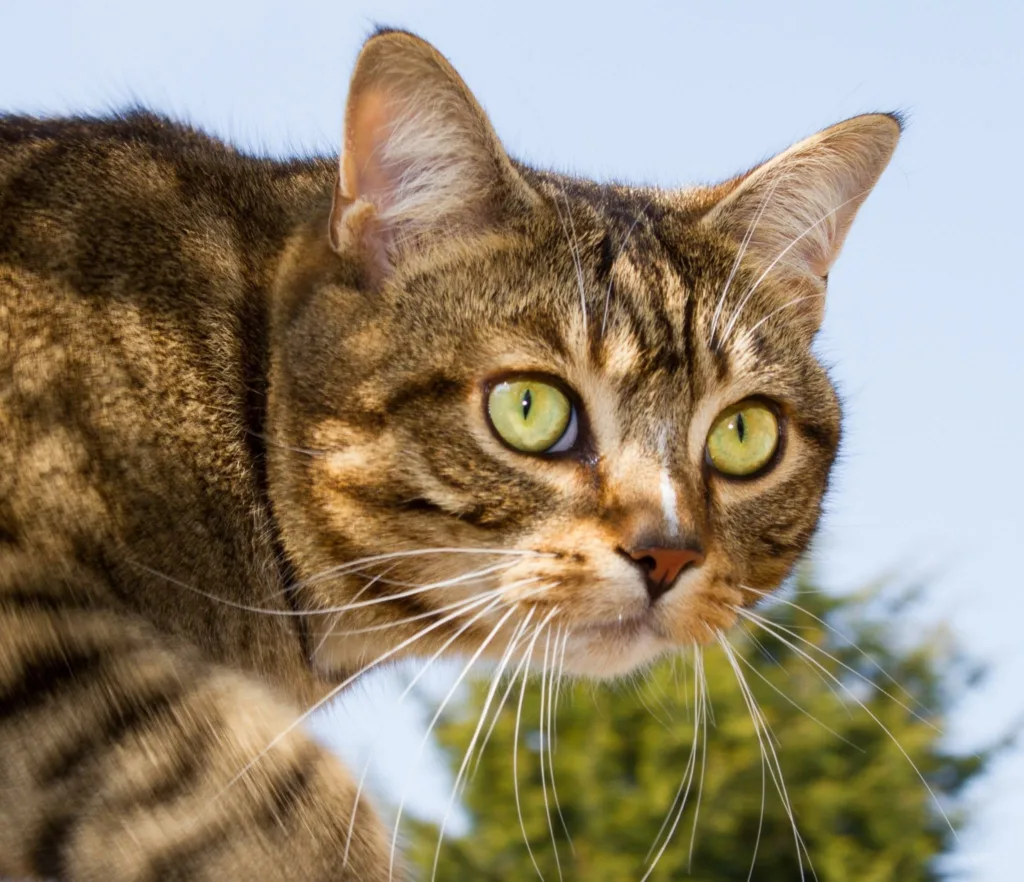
xmin=0 ymin=551 xmax=396 ymax=882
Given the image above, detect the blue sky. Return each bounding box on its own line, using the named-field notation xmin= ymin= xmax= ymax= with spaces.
xmin=3 ymin=1 xmax=1021 ymax=877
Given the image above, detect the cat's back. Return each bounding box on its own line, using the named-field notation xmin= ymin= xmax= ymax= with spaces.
xmin=0 ymin=111 xmax=332 ymax=296
xmin=0 ymin=111 xmax=298 ymax=492
xmin=0 ymin=113 xmax=333 ymax=672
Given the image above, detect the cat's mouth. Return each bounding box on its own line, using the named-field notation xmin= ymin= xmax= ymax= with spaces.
xmin=577 ymin=610 xmax=663 ymax=641
xmin=553 ymin=609 xmax=673 ymax=678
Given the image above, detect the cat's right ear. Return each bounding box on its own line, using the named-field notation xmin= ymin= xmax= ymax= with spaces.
xmin=330 ymin=29 xmax=538 ymax=281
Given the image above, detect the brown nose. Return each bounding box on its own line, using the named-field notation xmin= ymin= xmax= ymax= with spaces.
xmin=624 ymin=545 xmax=705 ymax=602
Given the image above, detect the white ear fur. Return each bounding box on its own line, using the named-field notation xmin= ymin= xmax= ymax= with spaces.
xmin=704 ymin=114 xmax=901 ymax=283
xmin=330 ymin=30 xmax=534 ymax=275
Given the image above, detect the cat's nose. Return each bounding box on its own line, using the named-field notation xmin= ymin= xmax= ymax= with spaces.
xmin=622 ymin=545 xmax=705 ymax=603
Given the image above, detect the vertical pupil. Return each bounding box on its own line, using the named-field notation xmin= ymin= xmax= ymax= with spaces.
xmin=736 ymin=412 xmax=746 ymax=443
xmin=521 ymin=388 xmax=533 ymax=420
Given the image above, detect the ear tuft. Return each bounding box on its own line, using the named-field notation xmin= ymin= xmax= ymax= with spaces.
xmin=330 ymin=31 xmax=532 ymax=277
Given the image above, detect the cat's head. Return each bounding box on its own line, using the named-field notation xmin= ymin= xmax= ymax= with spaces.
xmin=268 ymin=30 xmax=899 ymax=679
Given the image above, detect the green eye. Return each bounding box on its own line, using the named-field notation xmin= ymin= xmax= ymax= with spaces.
xmin=706 ymin=400 xmax=780 ymax=477
xmin=487 ymin=379 xmax=577 ymax=454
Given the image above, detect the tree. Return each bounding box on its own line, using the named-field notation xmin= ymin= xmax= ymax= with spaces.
xmin=408 ymin=576 xmax=988 ymax=881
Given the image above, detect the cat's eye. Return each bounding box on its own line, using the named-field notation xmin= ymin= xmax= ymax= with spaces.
xmin=486 ymin=378 xmax=578 ymax=454
xmin=706 ymin=400 xmax=780 ymax=477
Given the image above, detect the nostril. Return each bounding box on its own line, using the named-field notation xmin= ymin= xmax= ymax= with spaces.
xmin=620 ymin=544 xmax=705 ymax=603
xmin=636 ymin=555 xmax=658 ymax=573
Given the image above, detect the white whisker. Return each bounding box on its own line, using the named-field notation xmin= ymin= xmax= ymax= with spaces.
xmin=322 ymin=560 xmax=522 ymax=615
xmin=710 ymin=170 xmax=788 ymax=343
xmin=718 ymin=633 xmax=812 ymax=881
xmin=689 ymin=648 xmax=710 ymax=865
xmin=299 ymin=546 xmax=552 ymax=589
xmin=736 ymin=607 xmax=957 ymax=839
xmin=733 ymin=293 xmax=825 ymax=345
xmin=554 ymin=191 xmax=588 ymax=338
xmin=739 ymin=620 xmax=850 ymax=711
xmin=537 ymin=628 xmax=563 ymax=881
xmin=548 ymin=626 xmax=573 ymax=852
xmin=340 ymin=560 xmax=519 ymax=592
xmin=246 ymin=429 xmax=325 ymax=459
xmin=209 ymin=588 xmax=512 ymax=813
xmin=738 ymin=602 xmax=940 ymax=733
xmin=732 ymin=632 xmax=864 ymax=750
xmin=515 ymin=607 xmax=561 ymax=881
xmin=130 ymin=550 xmax=539 ymax=619
xmin=472 ymin=608 xmax=552 ymax=779
xmin=718 ymin=187 xmax=873 ymax=346
xmin=429 ymin=608 xmax=538 ymax=880
xmin=319 ymin=579 xmax=542 ymax=640
xmin=395 ymin=588 xmax=541 ymax=705
xmin=632 ymin=679 xmax=674 ymax=732
xmin=643 ymin=647 xmax=705 ymax=878
xmin=600 ymin=199 xmax=651 ymax=337
xmin=134 ymin=558 xmax=523 ymax=620
xmin=743 ymin=585 xmax=934 ymax=719
xmin=310 ymin=565 xmax=401 ymax=655
xmin=341 ymin=755 xmax=372 ymax=872
xmin=467 ymin=608 xmax=539 ymax=774
xmin=551 ymin=628 xmax=571 ymax=755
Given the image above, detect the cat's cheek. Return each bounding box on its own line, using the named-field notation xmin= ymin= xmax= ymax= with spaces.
xmin=742 ymin=553 xmax=803 ymax=598
xmin=655 ymin=575 xmax=746 ymax=646
xmin=493 ymin=523 xmax=650 ymax=620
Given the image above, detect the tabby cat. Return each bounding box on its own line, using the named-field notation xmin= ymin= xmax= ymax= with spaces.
xmin=0 ymin=27 xmax=899 ymax=881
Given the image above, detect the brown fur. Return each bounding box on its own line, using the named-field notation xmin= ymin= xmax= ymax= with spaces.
xmin=0 ymin=28 xmax=898 ymax=880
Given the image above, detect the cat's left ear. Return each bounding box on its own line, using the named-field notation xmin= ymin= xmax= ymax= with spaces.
xmin=330 ymin=29 xmax=538 ymax=279
xmin=701 ymin=113 xmax=901 ymax=328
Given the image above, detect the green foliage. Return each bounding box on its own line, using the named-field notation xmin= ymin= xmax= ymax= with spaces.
xmin=408 ymin=579 xmax=988 ymax=881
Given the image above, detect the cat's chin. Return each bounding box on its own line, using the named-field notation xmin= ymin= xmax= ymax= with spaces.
xmin=559 ymin=617 xmax=672 ymax=680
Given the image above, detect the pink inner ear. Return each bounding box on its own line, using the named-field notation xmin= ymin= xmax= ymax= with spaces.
xmin=343 ymin=89 xmax=399 ymax=211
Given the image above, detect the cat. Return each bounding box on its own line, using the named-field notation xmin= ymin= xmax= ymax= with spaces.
xmin=0 ymin=26 xmax=899 ymax=881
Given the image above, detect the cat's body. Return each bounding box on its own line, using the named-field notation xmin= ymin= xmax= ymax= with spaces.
xmin=0 ymin=30 xmax=899 ymax=881
xmin=0 ymin=115 xmax=381 ymax=879
xmin=0 ymin=112 xmax=331 ymax=691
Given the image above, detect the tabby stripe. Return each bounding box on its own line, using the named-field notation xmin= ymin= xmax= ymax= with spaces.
xmin=143 ymin=751 xmax=322 ymax=880
xmin=0 ymin=589 xmax=97 ymax=614
xmin=39 ymin=680 xmax=190 ymax=786
xmin=382 ymin=373 xmax=462 ymax=415
xmin=392 ymin=589 xmax=436 ymax=621
xmin=681 ymin=293 xmax=697 ymax=378
xmin=130 ymin=724 xmax=212 ymax=810
xmin=761 ymin=537 xmax=803 ymax=556
xmin=26 ymin=682 xmax=191 ymax=876
xmin=395 ymin=496 xmax=448 ymax=516
xmin=352 ymin=483 xmax=519 ymax=531
xmin=649 ymin=288 xmax=684 ymax=375
xmin=746 ymin=330 xmax=770 ymax=361
xmin=258 ymin=748 xmax=321 ymax=830
xmin=446 ymin=503 xmax=519 ymax=531
xmin=145 ymin=830 xmax=230 ymax=882
xmin=710 ymin=333 xmax=731 ymax=380
xmin=798 ymin=419 xmax=838 ymax=452
xmin=614 ymin=290 xmax=653 ymax=360
xmin=0 ymin=646 xmax=106 ymax=721
xmin=30 ymin=811 xmax=76 ymax=880
xmin=595 ymin=231 xmax=615 ymax=288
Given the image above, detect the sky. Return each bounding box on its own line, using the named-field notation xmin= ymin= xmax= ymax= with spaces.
xmin=2 ymin=0 xmax=1021 ymax=877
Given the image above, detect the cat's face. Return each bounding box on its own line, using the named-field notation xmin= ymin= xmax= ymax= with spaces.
xmin=268 ymin=31 xmax=896 ymax=680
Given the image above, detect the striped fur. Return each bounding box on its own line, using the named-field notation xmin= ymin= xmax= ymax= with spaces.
xmin=0 ymin=28 xmax=898 ymax=880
